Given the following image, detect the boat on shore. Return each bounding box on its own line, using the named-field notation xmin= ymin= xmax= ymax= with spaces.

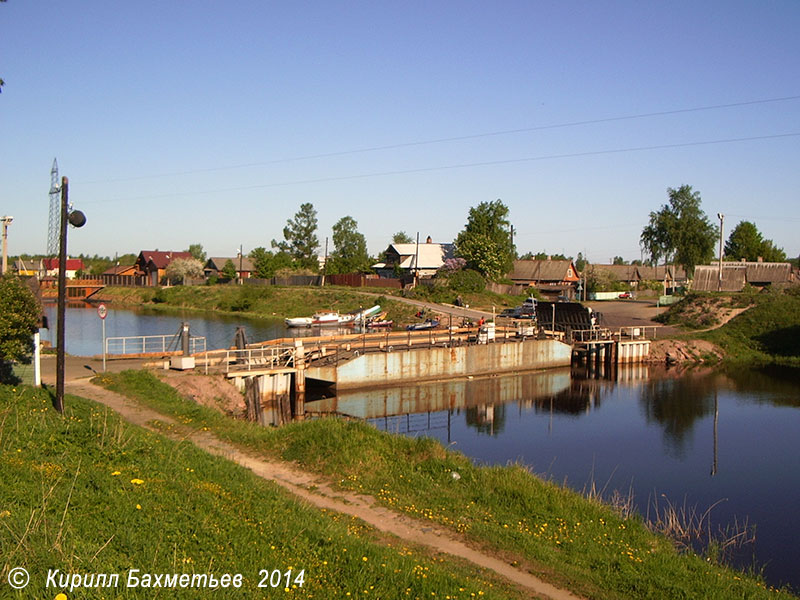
xmin=285 ymin=305 xmax=383 ymax=328
xmin=406 ymin=319 xmax=439 ymax=331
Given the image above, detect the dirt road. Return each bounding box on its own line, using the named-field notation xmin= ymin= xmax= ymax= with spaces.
xmin=58 ymin=375 xmax=582 ymax=600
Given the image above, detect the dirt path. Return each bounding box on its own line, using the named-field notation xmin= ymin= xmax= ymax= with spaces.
xmin=65 ymin=378 xmax=582 ymax=600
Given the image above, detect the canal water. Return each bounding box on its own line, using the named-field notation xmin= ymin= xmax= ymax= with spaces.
xmin=314 ymin=365 xmax=800 ymax=590
xmin=47 ymin=304 xmax=800 ymax=590
xmin=42 ymin=304 xmax=328 ymax=356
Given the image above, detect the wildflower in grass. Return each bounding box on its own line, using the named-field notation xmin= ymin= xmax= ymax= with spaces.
xmin=111 ymin=471 xmax=121 ymax=476
xmin=55 ymin=594 xmax=67 ymax=600
xmin=0 ymin=510 xmax=10 ymax=518
xmin=136 ymin=504 xmax=141 ymax=510
xmin=130 ymin=478 xmax=144 ymax=485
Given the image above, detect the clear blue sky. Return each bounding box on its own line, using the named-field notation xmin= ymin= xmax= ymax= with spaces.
xmin=2 ymin=1 xmax=799 ymax=264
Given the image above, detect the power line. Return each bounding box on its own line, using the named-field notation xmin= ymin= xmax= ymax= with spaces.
xmin=78 ymin=94 xmax=800 ymax=185
xmin=83 ymin=131 xmax=800 ymax=205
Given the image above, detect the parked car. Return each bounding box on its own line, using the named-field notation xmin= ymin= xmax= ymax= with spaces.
xmin=618 ymin=291 xmax=634 ymax=299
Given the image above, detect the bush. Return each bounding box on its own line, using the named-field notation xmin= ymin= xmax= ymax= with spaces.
xmin=447 ymin=269 xmax=485 ymax=294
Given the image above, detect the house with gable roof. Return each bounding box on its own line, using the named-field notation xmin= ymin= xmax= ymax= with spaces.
xmin=134 ymin=250 xmax=193 ymax=285
xmin=509 ymin=258 xmax=580 ymax=299
xmin=373 ymin=237 xmax=455 ymax=279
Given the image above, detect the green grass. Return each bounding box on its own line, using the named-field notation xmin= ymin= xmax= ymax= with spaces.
xmin=657 ymin=288 xmax=800 ymax=366
xmin=0 ymin=384 xmax=527 ymax=599
xmin=100 ymin=285 xmax=419 ymax=326
xmin=701 ymin=288 xmax=800 ymax=367
xmin=97 ymin=370 xmax=795 ymax=600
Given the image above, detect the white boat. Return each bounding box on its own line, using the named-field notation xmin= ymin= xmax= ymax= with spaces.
xmin=285 ymin=316 xmax=313 ymax=328
xmin=312 ymin=311 xmax=342 ymax=326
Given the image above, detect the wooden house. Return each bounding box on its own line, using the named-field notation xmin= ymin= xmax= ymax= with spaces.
xmin=509 ymin=259 xmax=580 ymax=299
xmin=373 ymin=239 xmax=455 ymax=278
xmin=134 ymin=251 xmax=193 ymax=286
xmin=204 ymin=256 xmax=256 ymax=279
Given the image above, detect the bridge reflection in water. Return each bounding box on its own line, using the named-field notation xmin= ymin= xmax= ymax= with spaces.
xmin=307 ymin=365 xmax=653 ymax=439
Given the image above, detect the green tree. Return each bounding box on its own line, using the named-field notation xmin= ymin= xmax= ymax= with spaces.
xmin=0 ymin=274 xmax=40 ymax=383
xmin=327 ymin=216 xmax=371 ymax=274
xmin=575 ymin=252 xmax=587 ymax=272
xmin=640 ymin=185 xmax=716 ymax=276
xmin=392 ymin=231 xmax=414 ymax=244
xmin=221 ymin=259 xmax=238 ymax=280
xmin=454 ymin=199 xmax=515 ymax=281
xmin=249 ymin=248 xmax=293 ymax=278
xmin=725 ymin=221 xmax=786 ymax=262
xmin=612 ymin=256 xmax=627 ymax=265
xmin=272 ymin=203 xmax=319 ymax=271
xmin=187 ymin=243 xmax=207 ymax=263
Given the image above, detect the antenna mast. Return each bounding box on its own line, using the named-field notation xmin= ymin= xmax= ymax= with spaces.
xmin=47 ymin=158 xmax=60 ymax=256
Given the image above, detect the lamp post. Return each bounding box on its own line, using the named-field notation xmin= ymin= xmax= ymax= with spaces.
xmin=55 ymin=177 xmax=86 ymax=414
xmin=1 ymin=215 xmax=13 ymax=275
xmin=717 ymin=213 xmax=724 ymax=292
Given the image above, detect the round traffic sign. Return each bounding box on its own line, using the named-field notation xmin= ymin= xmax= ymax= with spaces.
xmin=97 ymin=304 xmax=108 ymax=320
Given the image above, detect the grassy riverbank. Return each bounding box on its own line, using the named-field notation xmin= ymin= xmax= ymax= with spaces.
xmin=94 ymin=370 xmax=795 ymax=599
xmin=0 ymin=384 xmax=526 ymax=599
xmin=99 ymin=285 xmax=420 ymax=324
xmin=656 ymin=287 xmax=800 ymax=367
xmin=97 ymin=283 xmax=521 ymax=323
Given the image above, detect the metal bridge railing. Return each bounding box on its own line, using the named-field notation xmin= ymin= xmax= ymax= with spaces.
xmin=223 ymin=346 xmax=294 ymax=373
xmin=105 ymin=334 xmax=206 ymax=356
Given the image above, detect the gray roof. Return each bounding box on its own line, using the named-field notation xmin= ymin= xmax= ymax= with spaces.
xmin=205 ymin=257 xmax=255 ymax=272
xmin=511 ymin=260 xmax=578 ymax=283
xmin=692 ymin=261 xmax=793 ymax=291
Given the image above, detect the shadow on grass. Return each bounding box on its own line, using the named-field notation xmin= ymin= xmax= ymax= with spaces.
xmin=756 ymin=325 xmax=800 ymax=357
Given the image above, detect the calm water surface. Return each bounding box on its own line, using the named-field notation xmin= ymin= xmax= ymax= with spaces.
xmin=313 ymin=366 xmax=800 ymax=590
xmin=46 ymin=305 xmax=800 ymax=589
xmin=42 ymin=304 xmax=331 ymax=355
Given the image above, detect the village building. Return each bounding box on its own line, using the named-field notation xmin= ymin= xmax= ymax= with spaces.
xmin=509 ymin=259 xmax=580 ymax=299
xmin=40 ymin=257 xmax=85 ymax=279
xmin=134 ymin=250 xmax=193 ymax=286
xmin=204 ymin=256 xmax=256 ymax=279
xmin=373 ymin=238 xmax=455 ymax=279
xmin=692 ymin=260 xmax=795 ymax=292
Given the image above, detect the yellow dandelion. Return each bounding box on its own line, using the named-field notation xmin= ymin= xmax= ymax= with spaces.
xmin=362 ymin=556 xmax=368 ymax=562
xmin=0 ymin=510 xmax=10 ymax=518
xmin=55 ymin=594 xmax=68 ymax=600
xmin=111 ymin=471 xmax=121 ymax=476
xmin=136 ymin=504 xmax=142 ymax=510
xmin=130 ymin=478 xmax=144 ymax=485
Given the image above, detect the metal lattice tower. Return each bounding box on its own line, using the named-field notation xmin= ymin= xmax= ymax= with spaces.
xmin=47 ymin=158 xmax=60 ymax=256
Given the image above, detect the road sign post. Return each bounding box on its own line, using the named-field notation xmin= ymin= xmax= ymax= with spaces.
xmin=97 ymin=304 xmax=108 ymax=372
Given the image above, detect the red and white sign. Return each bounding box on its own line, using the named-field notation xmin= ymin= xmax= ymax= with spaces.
xmin=97 ymin=304 xmax=107 ymax=320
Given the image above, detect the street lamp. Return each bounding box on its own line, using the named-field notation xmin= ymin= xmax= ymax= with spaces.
xmin=1 ymin=215 xmax=13 ymax=276
xmin=55 ymin=177 xmax=86 ymax=414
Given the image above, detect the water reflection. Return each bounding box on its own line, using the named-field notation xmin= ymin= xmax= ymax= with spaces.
xmin=308 ymin=365 xmax=800 ymax=590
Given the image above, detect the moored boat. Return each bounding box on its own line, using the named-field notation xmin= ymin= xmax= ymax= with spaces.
xmin=406 ymin=319 xmax=439 ymax=331
xmin=285 ymin=316 xmax=313 ymax=328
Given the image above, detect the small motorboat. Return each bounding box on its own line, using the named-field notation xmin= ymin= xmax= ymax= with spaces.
xmin=285 ymin=316 xmax=312 ymax=328
xmin=406 ymin=319 xmax=439 ymax=331
xmin=312 ymin=311 xmax=342 ymax=326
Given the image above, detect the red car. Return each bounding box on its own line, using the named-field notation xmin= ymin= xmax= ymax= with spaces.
xmin=618 ymin=292 xmax=634 ymax=299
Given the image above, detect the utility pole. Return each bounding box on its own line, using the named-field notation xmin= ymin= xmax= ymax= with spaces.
xmin=55 ymin=177 xmax=86 ymax=414
xmin=321 ymin=237 xmax=328 ymax=287
xmin=414 ymin=232 xmax=420 ymax=286
xmin=510 ymin=224 xmax=515 ymax=252
xmin=238 ymin=244 xmax=243 ymax=285
xmin=717 ymin=213 xmax=724 ymax=292
xmin=1 ymin=215 xmax=12 ymax=275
